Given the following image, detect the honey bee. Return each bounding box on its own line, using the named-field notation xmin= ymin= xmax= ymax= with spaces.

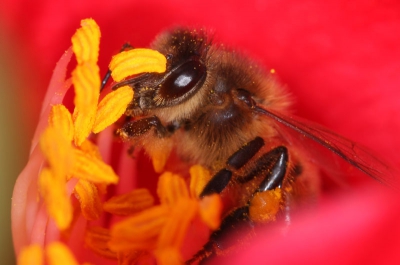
xmin=108 ymin=28 xmax=396 ymax=264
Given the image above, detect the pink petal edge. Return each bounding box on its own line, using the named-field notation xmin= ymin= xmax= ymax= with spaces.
xmin=12 ymin=48 xmax=73 ymax=255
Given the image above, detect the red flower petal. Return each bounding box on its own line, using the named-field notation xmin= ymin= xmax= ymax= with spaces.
xmin=220 ymin=186 xmax=400 ymax=265
xmin=5 ymin=1 xmax=400 ymax=264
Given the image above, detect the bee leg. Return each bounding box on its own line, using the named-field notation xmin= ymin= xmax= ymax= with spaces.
xmin=254 ymin=146 xmax=288 ymax=191
xmin=119 ymin=116 xmax=171 ymax=139
xmin=188 ymin=146 xmax=288 ymax=264
xmin=199 ymin=169 xmax=232 ymax=197
xmin=199 ymin=137 xmax=265 ymax=197
xmin=186 ymin=206 xmax=252 ymax=265
xmin=227 ymin=137 xmax=265 ymax=170
xmin=101 ymin=43 xmax=133 ymax=90
xmin=281 ymin=163 xmax=302 ymax=227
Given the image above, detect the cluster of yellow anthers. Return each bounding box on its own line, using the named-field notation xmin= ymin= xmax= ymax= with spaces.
xmin=18 ymin=18 xmax=222 ymax=265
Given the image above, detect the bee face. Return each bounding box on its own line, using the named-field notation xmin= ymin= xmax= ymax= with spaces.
xmin=112 ymin=27 xmax=395 ymax=264
xmin=120 ymin=29 xmax=209 ymax=113
xmin=118 ymin=28 xmax=290 ymax=168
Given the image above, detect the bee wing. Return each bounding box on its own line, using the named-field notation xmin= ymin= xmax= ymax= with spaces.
xmin=255 ymin=105 xmax=399 ymax=190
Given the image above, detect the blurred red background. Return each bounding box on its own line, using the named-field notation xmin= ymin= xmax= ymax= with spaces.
xmin=1 ymin=0 xmax=399 ymax=264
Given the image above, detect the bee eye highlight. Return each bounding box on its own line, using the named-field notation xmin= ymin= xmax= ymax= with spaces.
xmin=159 ymin=59 xmax=206 ymax=100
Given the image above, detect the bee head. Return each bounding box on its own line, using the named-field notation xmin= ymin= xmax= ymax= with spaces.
xmin=113 ymin=28 xmax=210 ymax=112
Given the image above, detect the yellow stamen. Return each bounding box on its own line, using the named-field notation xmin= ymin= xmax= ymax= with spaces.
xmin=109 ymin=48 xmax=167 ymax=82
xmin=72 ymin=64 xmax=100 ymax=146
xmin=109 ymin=205 xmax=170 ymax=251
xmin=151 ymin=147 xmax=171 ymax=173
xmin=71 ymin=18 xmax=100 ymax=65
xmin=74 ymin=179 xmax=102 ymax=220
xmin=249 ymin=188 xmax=282 ymax=223
xmin=189 ymin=165 xmax=211 ymax=198
xmin=85 ymin=226 xmax=117 ymax=259
xmin=106 ymin=168 xmax=222 ymax=263
xmin=32 ymin=17 xmax=226 ymax=265
xmin=117 ymin=251 xmax=142 ymax=265
xmin=18 ymin=244 xmax=43 ymax=265
xmin=154 ymin=248 xmax=182 ymax=265
xmin=40 ymin=126 xmax=74 ymax=180
xmin=48 ymin=104 xmax=74 ymax=142
xmin=157 ymin=172 xmax=189 ymax=205
xmin=71 ymin=18 xmax=101 ymax=146
xmin=92 ymin=86 xmax=134 ymax=133
xmin=38 ymin=169 xmax=73 ymax=230
xmin=199 ymin=194 xmax=222 ymax=230
xmin=78 ymin=139 xmax=102 ymax=159
xmin=157 ymin=199 xmax=198 ymax=250
xmin=71 ymin=148 xmax=118 ymax=184
xmin=46 ymin=242 xmax=79 ymax=265
xmin=103 ymin=188 xmax=154 ymax=216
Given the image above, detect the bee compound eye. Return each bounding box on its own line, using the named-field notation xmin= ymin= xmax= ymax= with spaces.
xmin=159 ymin=59 xmax=206 ymax=100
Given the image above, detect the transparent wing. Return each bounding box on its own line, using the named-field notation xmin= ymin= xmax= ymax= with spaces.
xmin=255 ymin=105 xmax=399 ymax=190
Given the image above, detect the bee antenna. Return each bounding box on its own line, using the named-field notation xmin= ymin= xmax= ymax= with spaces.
xmin=111 ymin=73 xmax=151 ymax=90
xmin=100 ymin=69 xmax=112 ymax=91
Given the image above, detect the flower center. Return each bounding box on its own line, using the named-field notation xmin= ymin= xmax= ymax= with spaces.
xmin=17 ymin=18 xmax=222 ymax=265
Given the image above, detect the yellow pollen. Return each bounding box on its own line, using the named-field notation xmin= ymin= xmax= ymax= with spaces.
xmin=249 ymin=188 xmax=282 ymax=223
xmin=109 ymin=48 xmax=167 ymax=82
